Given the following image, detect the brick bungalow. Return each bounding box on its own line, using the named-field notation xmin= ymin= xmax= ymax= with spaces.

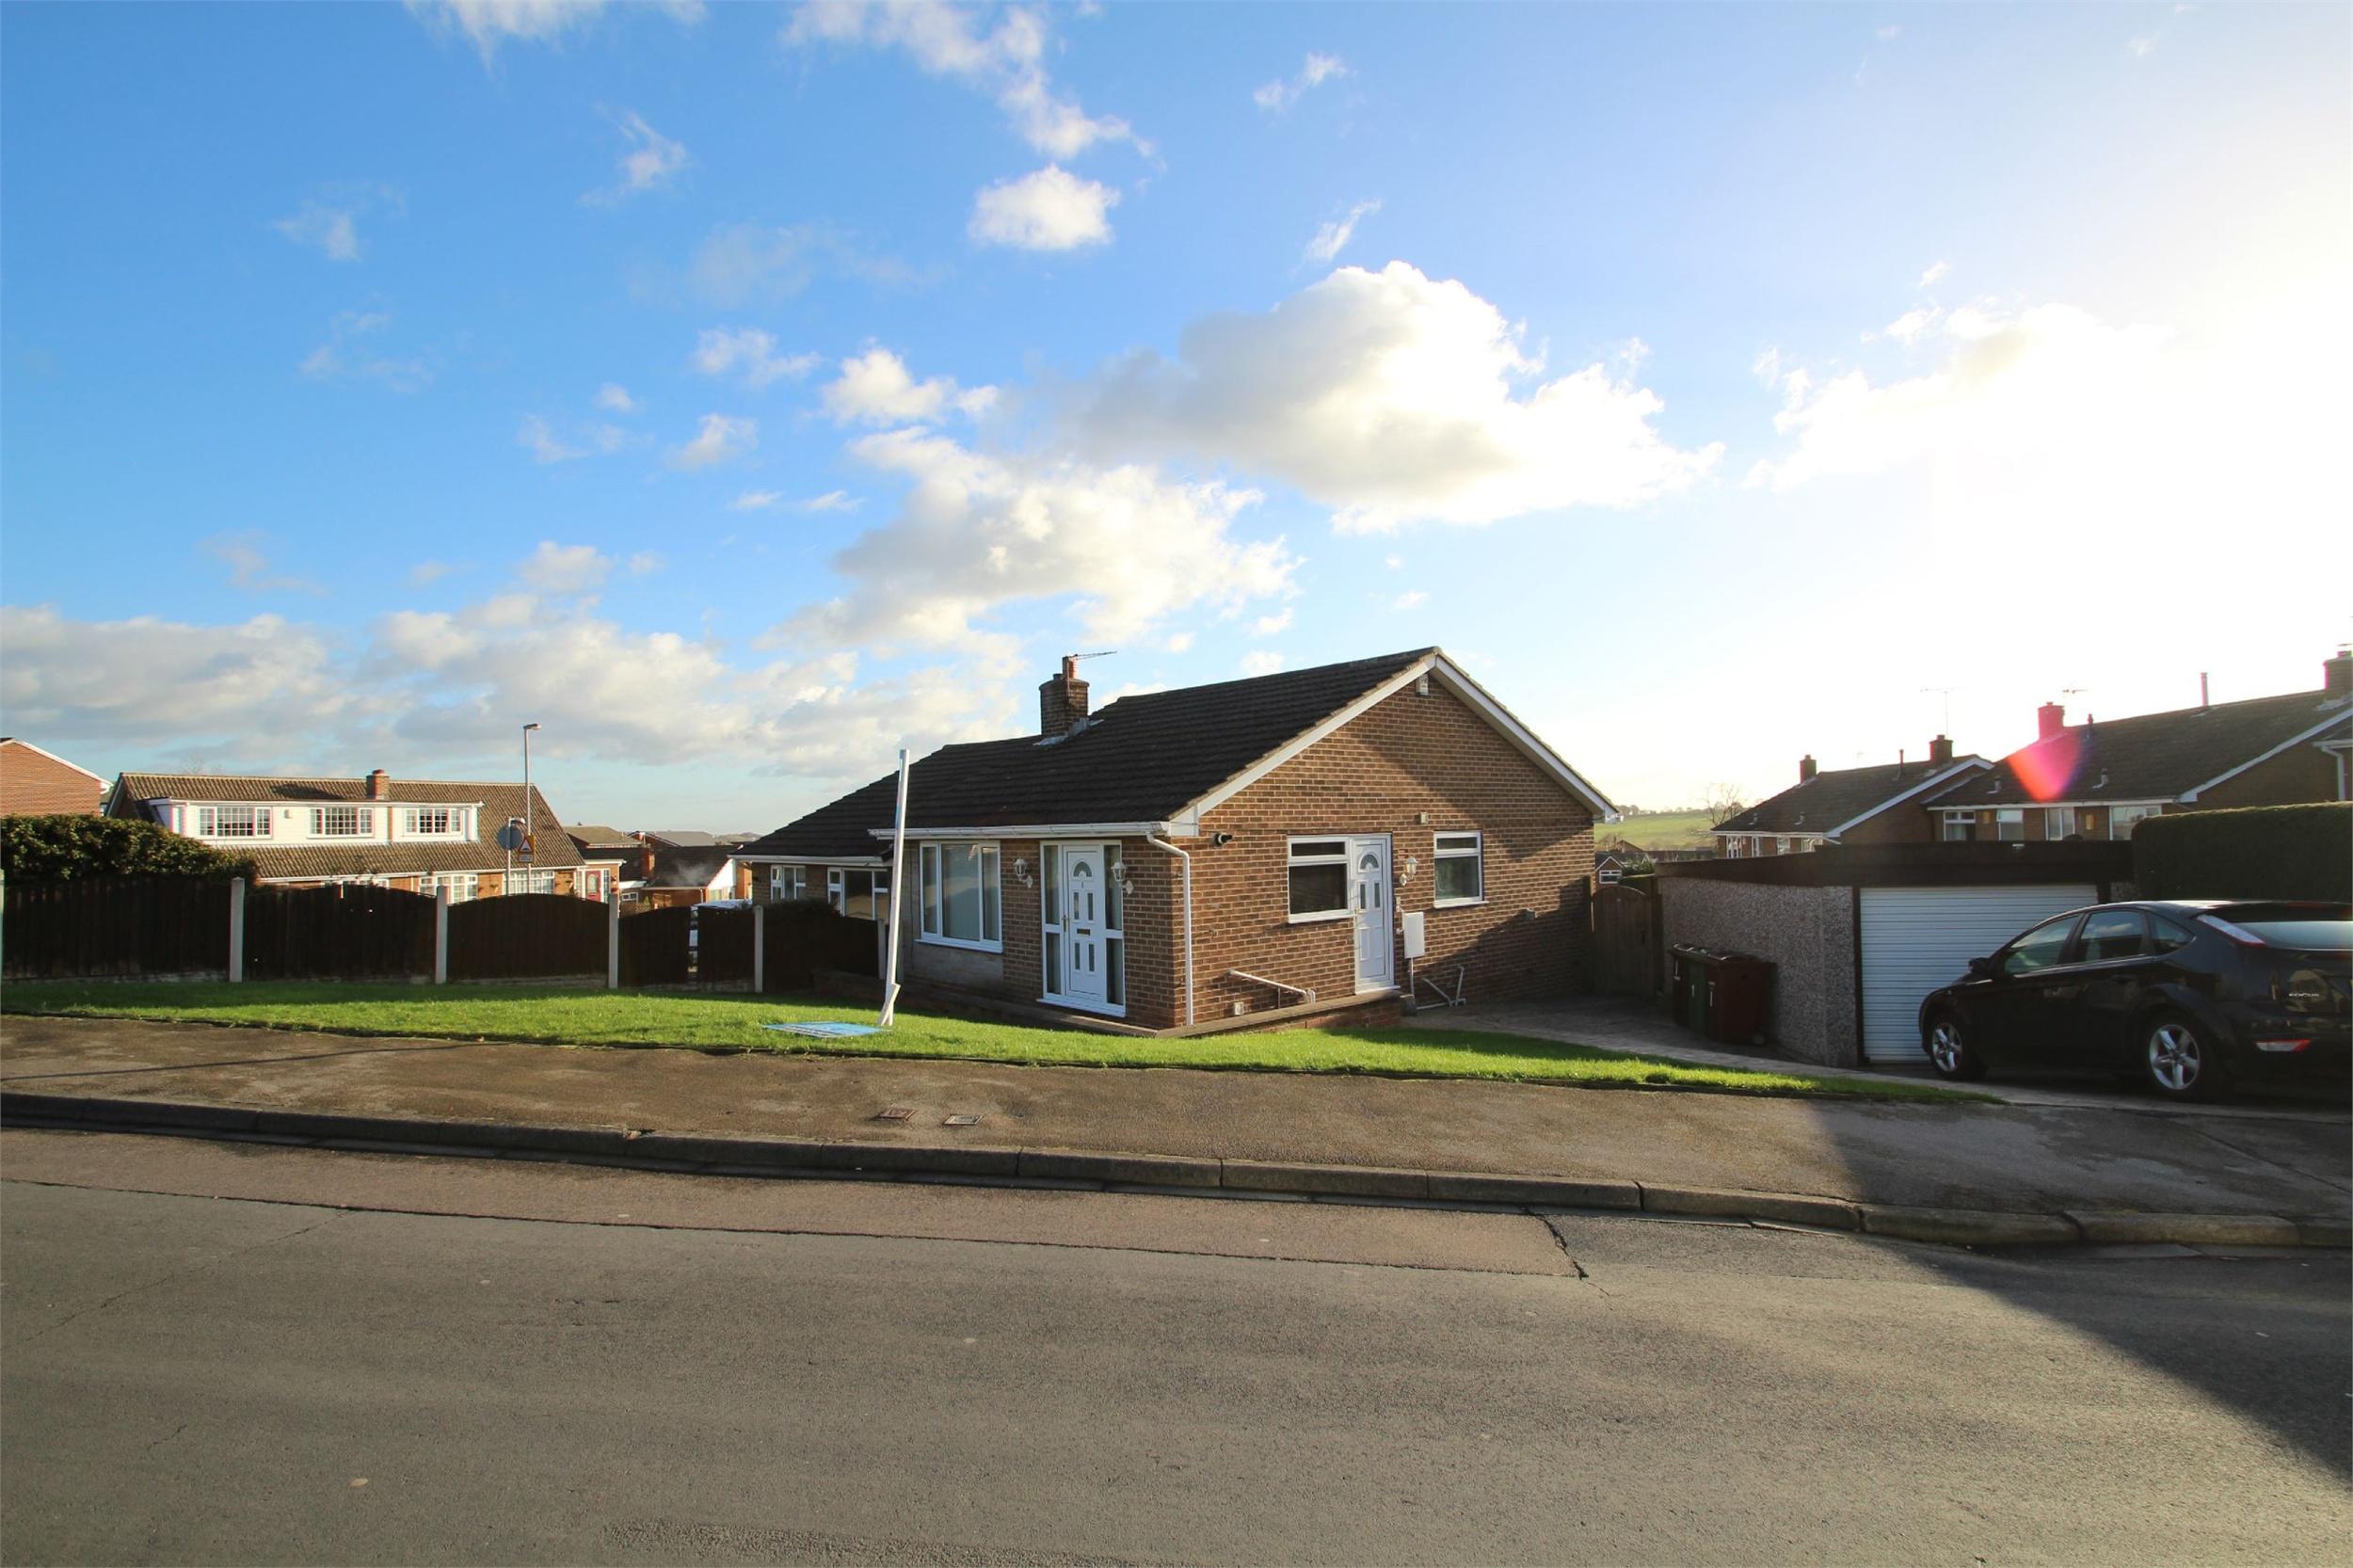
xmin=737 ymin=648 xmax=1616 ymax=1033
xmin=1713 ymin=738 xmax=1989 ymax=857
xmin=0 ymin=738 xmax=105 ymax=817
xmin=1924 ymin=648 xmax=2353 ymax=840
xmin=104 ymin=770 xmax=585 ymax=897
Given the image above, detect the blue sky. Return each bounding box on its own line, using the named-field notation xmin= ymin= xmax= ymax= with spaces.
xmin=5 ymin=1 xmax=2347 ymax=828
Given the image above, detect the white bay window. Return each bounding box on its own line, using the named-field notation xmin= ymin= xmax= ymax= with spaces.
xmin=919 ymin=841 xmax=1000 ymax=950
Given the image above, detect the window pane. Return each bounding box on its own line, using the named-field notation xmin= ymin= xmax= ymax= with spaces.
xmin=2077 ymin=910 xmax=2148 ymax=963
xmin=1435 ymin=856 xmax=1481 ymax=903
xmin=1289 ymin=862 xmax=1347 ymax=915
xmin=1994 ymin=809 xmax=2025 ymax=842
xmin=1043 ymin=845 xmax=1060 ymax=925
xmin=1103 ymin=843 xmax=1123 ymax=930
xmin=1045 ymin=931 xmax=1060 ymax=994
xmin=2000 ymin=917 xmax=2077 ymax=975
xmin=981 ymin=849 xmax=1000 ymax=942
xmin=1291 ymin=840 xmax=1345 ymax=859
xmin=1434 ymin=833 xmax=1479 ymax=855
xmin=1106 ymin=937 xmax=1124 ymax=1006
xmin=944 ymin=845 xmax=982 ymax=940
xmin=919 ymin=852 xmax=937 ymax=933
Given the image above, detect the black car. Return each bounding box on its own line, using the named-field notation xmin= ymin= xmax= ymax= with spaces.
xmin=1917 ymin=900 xmax=2351 ymax=1100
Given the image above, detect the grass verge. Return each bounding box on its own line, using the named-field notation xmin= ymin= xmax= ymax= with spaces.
xmin=0 ymin=982 xmax=1978 ymax=1102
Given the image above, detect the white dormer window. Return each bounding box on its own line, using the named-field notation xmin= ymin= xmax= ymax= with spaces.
xmin=196 ymin=806 xmax=270 ymax=839
xmin=313 ymin=806 xmax=371 ymax=837
xmin=402 ymin=807 xmax=457 ymax=836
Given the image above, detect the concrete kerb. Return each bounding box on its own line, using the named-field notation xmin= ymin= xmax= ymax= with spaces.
xmin=2 ymin=1089 xmax=2341 ymax=1253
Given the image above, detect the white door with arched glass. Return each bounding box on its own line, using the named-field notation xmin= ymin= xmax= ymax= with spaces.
xmin=1044 ymin=841 xmax=1126 ymax=1015
xmin=1349 ymin=836 xmax=1394 ymax=992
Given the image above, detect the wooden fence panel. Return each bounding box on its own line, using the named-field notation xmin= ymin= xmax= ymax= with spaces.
xmin=619 ymin=905 xmax=693 ymax=987
xmin=1591 ymin=882 xmax=1660 ymax=998
xmin=245 ymin=884 xmax=433 ymax=981
xmin=696 ymin=906 xmax=756 ymax=987
xmin=1 ymin=877 xmax=232 ymax=980
xmin=447 ymin=894 xmax=607 ymax=981
xmin=759 ymin=899 xmax=879 ymax=992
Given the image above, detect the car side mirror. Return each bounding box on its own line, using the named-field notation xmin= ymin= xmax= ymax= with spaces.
xmin=1966 ymin=955 xmax=1998 ymax=981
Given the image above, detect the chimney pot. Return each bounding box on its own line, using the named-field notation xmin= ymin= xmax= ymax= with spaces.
xmin=366 ymin=769 xmax=391 ymax=801
xmin=2037 ymin=702 xmax=2066 ymax=742
xmin=2326 ymin=647 xmax=2352 ymax=699
xmin=1798 ymin=755 xmax=1817 ymax=784
xmin=1039 ymin=655 xmax=1091 ymax=737
xmin=1929 ymin=734 xmax=1955 ymax=767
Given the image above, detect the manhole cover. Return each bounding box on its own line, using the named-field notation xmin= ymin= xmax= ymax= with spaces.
xmin=943 ymin=1113 xmax=981 ymax=1127
xmin=874 ymin=1106 xmax=914 ymax=1122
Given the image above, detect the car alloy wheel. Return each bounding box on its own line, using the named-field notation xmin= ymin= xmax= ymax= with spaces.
xmin=1929 ymin=1020 xmax=1965 ymax=1074
xmin=2146 ymin=1019 xmax=2204 ymax=1095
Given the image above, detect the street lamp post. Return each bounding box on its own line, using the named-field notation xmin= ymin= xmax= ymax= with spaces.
xmin=520 ymin=722 xmax=542 ymax=891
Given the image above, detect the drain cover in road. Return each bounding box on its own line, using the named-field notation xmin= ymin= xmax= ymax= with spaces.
xmin=760 ymin=1021 xmax=883 ymax=1039
xmin=872 ymin=1106 xmax=915 ymax=1121
xmin=943 ymin=1114 xmax=981 ymax=1127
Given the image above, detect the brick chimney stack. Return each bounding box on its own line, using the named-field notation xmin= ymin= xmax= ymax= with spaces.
xmin=1929 ymin=735 xmax=1954 ymax=767
xmin=2326 ymin=647 xmax=2352 ymax=699
xmin=1039 ymin=655 xmax=1091 ymax=737
xmin=366 ymin=769 xmax=391 ymax=801
xmin=1798 ymin=755 xmax=1817 ymax=784
xmin=2037 ymin=702 xmax=2066 ymax=742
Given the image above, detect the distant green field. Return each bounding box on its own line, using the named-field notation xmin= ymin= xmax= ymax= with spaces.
xmin=1596 ymin=808 xmax=1720 ymax=851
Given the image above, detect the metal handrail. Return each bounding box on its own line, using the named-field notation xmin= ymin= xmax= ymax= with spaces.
xmin=1225 ymin=968 xmax=1314 ymax=1005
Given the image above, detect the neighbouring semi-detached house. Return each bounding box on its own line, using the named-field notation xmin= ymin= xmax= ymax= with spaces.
xmin=737 ymin=648 xmax=1616 ymax=1034
xmin=1713 ymin=737 xmax=1989 ymax=857
xmin=104 ymin=770 xmax=587 ymax=897
xmin=1924 ymin=648 xmax=2353 ymax=840
xmin=0 ymin=738 xmax=105 ymax=817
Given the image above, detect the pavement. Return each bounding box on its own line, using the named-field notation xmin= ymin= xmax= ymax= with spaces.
xmin=3 ymin=1009 xmax=2345 ymax=1248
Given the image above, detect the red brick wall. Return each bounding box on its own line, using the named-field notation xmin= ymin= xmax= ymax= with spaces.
xmin=1187 ymin=680 xmax=1594 ymax=1023
xmin=2195 ymin=740 xmax=2345 ymax=808
xmin=0 ymin=742 xmax=102 ymax=817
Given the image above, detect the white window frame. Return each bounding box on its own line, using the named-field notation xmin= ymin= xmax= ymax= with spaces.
xmin=1993 ymin=808 xmax=2026 ymax=842
xmin=312 ymin=805 xmax=371 ymax=838
xmin=1941 ymin=809 xmax=1975 ymax=841
xmin=1286 ymin=837 xmax=1354 ymax=924
xmin=918 ymin=840 xmax=1003 ymax=952
xmin=505 ymin=869 xmax=556 ymax=895
xmin=2108 ymin=804 xmax=2159 ymax=840
xmin=402 ymin=807 xmax=458 ymax=837
xmin=1040 ymin=840 xmax=1126 ymax=1016
xmin=1432 ymin=830 xmax=1485 ymax=908
xmin=2044 ymin=807 xmax=2073 ymax=840
xmin=770 ymin=865 xmax=806 ymax=902
xmin=195 ymin=805 xmax=271 ymax=839
xmin=424 ymin=872 xmax=479 ymax=903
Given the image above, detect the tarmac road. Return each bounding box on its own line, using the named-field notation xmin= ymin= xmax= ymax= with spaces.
xmin=2 ymin=1128 xmax=2346 ymax=1566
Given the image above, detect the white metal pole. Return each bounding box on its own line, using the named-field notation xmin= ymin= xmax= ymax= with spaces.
xmin=227 ymin=877 xmax=247 ymax=984
xmin=607 ymin=891 xmax=621 ymax=989
xmin=877 ymin=747 xmax=911 ymax=1027
xmin=434 ymin=886 xmax=450 ymax=984
xmin=752 ymin=902 xmax=766 ymax=995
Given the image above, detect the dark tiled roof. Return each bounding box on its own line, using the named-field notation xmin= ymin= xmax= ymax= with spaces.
xmin=1926 ymin=690 xmax=2353 ymax=808
xmin=1717 ymin=760 xmax=1983 ymax=837
xmin=641 ymin=829 xmax=717 ymax=847
xmin=743 ymin=648 xmax=1437 ymax=857
xmin=566 ymin=824 xmax=637 ymax=853
xmin=110 ymin=774 xmax=583 ymax=880
xmin=646 ymin=845 xmax=733 ymax=889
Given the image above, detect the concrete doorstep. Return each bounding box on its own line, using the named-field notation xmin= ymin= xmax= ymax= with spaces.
xmin=5 ymin=1088 xmax=2343 ymax=1253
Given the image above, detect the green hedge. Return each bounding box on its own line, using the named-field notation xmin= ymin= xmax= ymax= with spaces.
xmin=0 ymin=814 xmax=256 ymax=884
xmin=2133 ymin=803 xmax=2352 ymax=902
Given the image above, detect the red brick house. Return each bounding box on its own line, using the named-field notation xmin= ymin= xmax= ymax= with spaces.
xmin=1924 ymin=649 xmax=2353 ymax=840
xmin=104 ymin=770 xmax=585 ymax=897
xmin=0 ymin=739 xmax=104 ymax=817
xmin=1713 ymin=738 xmax=1989 ymax=857
xmin=737 ymin=648 xmax=1615 ymax=1033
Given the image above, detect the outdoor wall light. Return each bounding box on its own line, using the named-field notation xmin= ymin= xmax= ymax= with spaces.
xmin=1210 ymin=831 xmax=1235 ymax=846
xmin=1401 ymin=856 xmax=1417 ymax=883
xmin=1012 ymin=857 xmax=1032 ymax=887
xmin=1121 ymin=878 xmax=1136 ymax=897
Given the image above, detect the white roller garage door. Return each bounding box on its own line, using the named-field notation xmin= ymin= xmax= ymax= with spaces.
xmin=1859 ymin=885 xmax=2102 ymax=1064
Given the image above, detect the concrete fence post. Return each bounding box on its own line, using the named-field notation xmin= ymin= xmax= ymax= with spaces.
xmin=752 ymin=902 xmax=765 ymax=995
xmin=227 ymin=878 xmax=246 ymax=984
xmin=607 ymin=893 xmax=621 ymax=990
xmin=434 ymin=888 xmax=451 ymax=984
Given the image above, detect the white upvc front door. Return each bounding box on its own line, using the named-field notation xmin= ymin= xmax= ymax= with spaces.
xmin=1061 ymin=843 xmax=1109 ymax=1006
xmin=1349 ymin=835 xmax=1394 ymax=992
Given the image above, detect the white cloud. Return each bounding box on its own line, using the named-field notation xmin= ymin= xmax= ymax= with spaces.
xmin=1064 ymin=261 xmax=1721 ymax=531
xmin=1250 ymin=608 xmax=1292 ymax=637
xmin=1240 ymin=650 xmax=1285 ymax=676
xmin=1877 ymin=25 xmax=1901 ymax=41
xmin=274 ymin=201 xmax=362 ymax=262
xmin=518 ymin=541 xmax=612 ymax=596
xmin=1384 ymin=553 xmax=1403 ymax=569
xmin=1881 ymin=306 xmax=1941 ymax=343
xmin=408 ymin=561 xmax=455 ymax=587
xmin=1391 ymin=589 xmax=1427 ymax=611
xmin=518 ymin=414 xmax=585 ymax=464
xmin=729 ymin=490 xmax=784 ymax=511
xmin=584 ymin=109 xmax=688 ymax=205
xmin=801 ymin=489 xmax=858 ymax=513
xmin=729 ymin=487 xmax=861 ymax=514
xmin=1749 ymin=302 xmax=2174 ymax=491
xmin=1918 ymin=260 xmax=1949 ymax=289
xmin=823 ymin=347 xmax=998 ymax=425
xmin=775 ymin=426 xmax=1296 ymax=662
xmin=968 ymin=166 xmax=1119 ymax=251
xmin=1255 ymin=53 xmax=1348 ymax=113
xmin=692 ymin=328 xmax=821 ymax=389
xmin=200 ymin=532 xmax=322 ymax=596
xmin=408 ymin=0 xmax=705 ymax=65
xmin=1304 ymin=200 xmax=1380 ymax=264
xmin=684 ymin=221 xmax=916 ymax=307
xmin=596 ymin=382 xmax=639 ymax=414
xmin=2128 ymin=35 xmax=2156 ymax=57
xmin=298 ymin=310 xmax=431 ymax=392
xmin=787 ymin=0 xmax=1143 ymax=159
xmin=668 ymin=413 xmax=757 ymax=470
xmin=627 ymin=551 xmax=664 ymax=576
xmin=1162 ymin=631 xmax=1194 ymax=653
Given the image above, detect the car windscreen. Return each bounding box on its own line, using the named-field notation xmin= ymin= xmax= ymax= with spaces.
xmin=2230 ymin=918 xmax=2353 ymax=951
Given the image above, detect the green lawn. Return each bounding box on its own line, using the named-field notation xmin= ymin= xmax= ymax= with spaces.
xmin=1597 ymin=808 xmax=1720 ymax=851
xmin=0 ymin=982 xmax=1973 ymax=1101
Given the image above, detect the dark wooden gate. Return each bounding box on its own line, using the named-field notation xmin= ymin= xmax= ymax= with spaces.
xmin=246 ymin=884 xmax=434 ymax=980
xmin=619 ymin=905 xmax=693 ymax=986
xmin=0 ymin=877 xmax=232 ymax=979
xmin=447 ymin=894 xmax=606 ymax=981
xmin=1591 ymin=882 xmax=1660 ymax=997
xmin=696 ymin=905 xmax=756 ymax=987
